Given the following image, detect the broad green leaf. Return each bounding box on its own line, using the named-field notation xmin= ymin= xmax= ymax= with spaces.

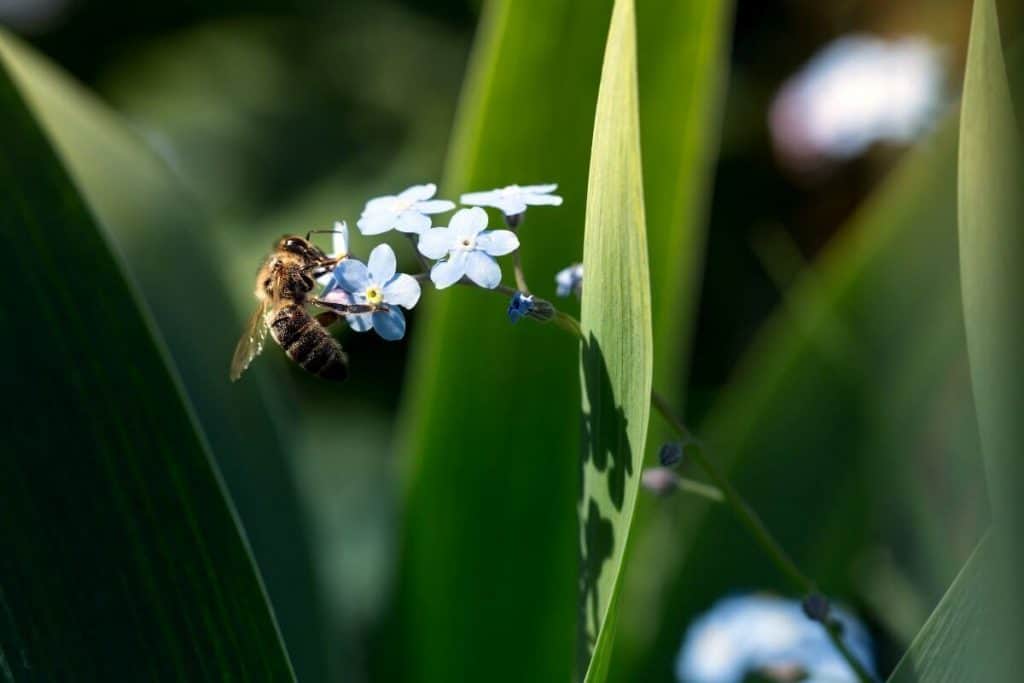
xmin=958 ymin=0 xmax=1024 ymax=544
xmin=949 ymin=0 xmax=1024 ymax=676
xmin=389 ymin=0 xmax=729 ymax=680
xmin=0 ymin=60 xmax=293 ymax=680
xmin=577 ymin=0 xmax=653 ymax=680
xmin=0 ymin=33 xmax=328 ymax=681
xmin=616 ymin=117 xmax=991 ymax=679
xmin=887 ymin=536 xmax=997 ymax=682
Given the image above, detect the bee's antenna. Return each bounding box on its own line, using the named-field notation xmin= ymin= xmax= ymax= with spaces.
xmin=306 ymin=228 xmax=345 ymax=240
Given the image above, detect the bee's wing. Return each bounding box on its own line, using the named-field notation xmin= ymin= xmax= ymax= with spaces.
xmin=230 ymin=300 xmax=271 ymax=381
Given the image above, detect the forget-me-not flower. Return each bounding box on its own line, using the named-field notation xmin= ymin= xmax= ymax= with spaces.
xmin=327 ymin=243 xmax=421 ymax=340
xmin=357 ymin=183 xmax=455 ymax=236
xmin=317 ymin=221 xmax=350 ymax=292
xmin=460 ymin=183 xmax=563 ymax=217
xmin=676 ymin=594 xmax=875 ymax=683
xmin=507 ymin=291 xmax=535 ymax=323
xmin=555 ymin=262 xmax=584 ymax=297
xmin=417 ymin=207 xmax=519 ymax=289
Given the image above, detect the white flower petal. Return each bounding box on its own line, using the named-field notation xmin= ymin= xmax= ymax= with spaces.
xmin=418 ymin=228 xmax=453 ymax=260
xmin=414 ymin=199 xmax=456 ymax=214
xmin=460 ymin=189 xmax=500 ymax=205
xmin=475 ymin=230 xmax=519 ymax=256
xmin=450 ymin=207 xmax=489 ymax=238
xmin=347 ymin=313 xmax=373 ymax=332
xmin=357 ymin=212 xmax=396 ymax=235
xmin=395 ymin=211 xmax=432 ymax=234
xmin=519 ymin=183 xmax=558 ymax=194
xmin=430 ymin=251 xmax=468 ymax=289
xmin=333 ymin=259 xmax=370 ymax=292
xmin=464 ymin=251 xmax=501 ymax=289
xmin=367 ymin=244 xmax=397 ymax=283
xmin=332 ymin=221 xmax=349 ymax=257
xmin=398 ymin=183 xmax=437 ymax=203
xmin=523 ymin=193 xmax=563 ymax=207
xmin=493 ymin=198 xmax=529 ymax=216
xmin=382 ymin=273 xmax=421 ymax=309
xmin=364 ymin=195 xmax=397 ymax=213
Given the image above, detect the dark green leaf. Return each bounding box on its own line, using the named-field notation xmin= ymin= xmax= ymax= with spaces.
xmin=0 ymin=33 xmax=328 ymax=681
xmin=0 ymin=54 xmax=293 ymax=680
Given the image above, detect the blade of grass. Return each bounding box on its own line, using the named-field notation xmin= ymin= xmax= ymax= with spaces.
xmin=577 ymin=1 xmax=653 ymax=680
xmin=0 ymin=59 xmax=294 ymax=680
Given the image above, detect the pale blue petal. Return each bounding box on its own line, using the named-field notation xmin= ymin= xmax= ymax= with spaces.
xmin=430 ymin=251 xmax=468 ymax=289
xmin=449 ymin=206 xmax=488 ymax=238
xmin=460 ymin=190 xmax=500 ymax=205
xmin=523 ymin=193 xmax=563 ymax=206
xmin=493 ymin=198 xmax=528 ymax=216
xmin=395 ymin=211 xmax=432 ymax=234
xmin=398 ymin=183 xmax=436 ymax=203
xmin=357 ymin=211 xmax=397 ymax=235
xmin=519 ymin=183 xmax=558 ymax=194
xmin=347 ymin=313 xmax=373 ymax=332
xmin=414 ymin=199 xmax=456 ymax=214
xmin=475 ymin=230 xmax=519 ymax=256
xmin=367 ymin=244 xmax=397 ymax=283
xmin=464 ymin=251 xmax=501 ymax=289
xmin=333 ymin=259 xmax=370 ymax=292
xmin=372 ymin=307 xmax=406 ymax=340
xmin=418 ymin=228 xmax=453 ymax=260
xmin=364 ymin=195 xmax=397 ymax=213
xmin=382 ymin=273 xmax=421 ymax=309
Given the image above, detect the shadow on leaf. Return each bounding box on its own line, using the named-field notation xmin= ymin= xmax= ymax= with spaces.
xmin=577 ymin=333 xmax=631 ymax=675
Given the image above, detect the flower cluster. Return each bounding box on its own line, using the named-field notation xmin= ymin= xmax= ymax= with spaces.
xmin=312 ymin=182 xmax=569 ymax=340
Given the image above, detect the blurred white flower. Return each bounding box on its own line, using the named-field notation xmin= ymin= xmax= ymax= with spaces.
xmin=770 ymin=34 xmax=946 ymax=168
xmin=676 ymin=594 xmax=875 ymax=683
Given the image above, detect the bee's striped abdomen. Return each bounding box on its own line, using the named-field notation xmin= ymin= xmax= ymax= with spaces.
xmin=270 ymin=304 xmax=348 ymax=381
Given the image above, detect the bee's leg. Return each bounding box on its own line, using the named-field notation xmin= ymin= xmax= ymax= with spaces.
xmin=311 ymin=297 xmax=376 ymax=316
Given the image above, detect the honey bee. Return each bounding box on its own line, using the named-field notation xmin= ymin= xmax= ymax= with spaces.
xmin=230 ymin=234 xmax=371 ymax=382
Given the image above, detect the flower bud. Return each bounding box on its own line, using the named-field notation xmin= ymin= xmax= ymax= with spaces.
xmin=658 ymin=441 xmax=684 ymax=467
xmin=641 ymin=467 xmax=680 ymax=496
xmin=801 ymin=593 xmax=830 ymax=623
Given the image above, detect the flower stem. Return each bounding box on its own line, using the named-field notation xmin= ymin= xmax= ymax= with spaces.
xmin=512 ymin=251 xmax=530 ymax=293
xmin=675 ymin=477 xmax=725 ymax=503
xmin=649 ymin=391 xmax=875 ymax=683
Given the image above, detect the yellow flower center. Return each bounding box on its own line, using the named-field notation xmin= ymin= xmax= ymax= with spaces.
xmin=365 ymin=286 xmax=383 ymax=305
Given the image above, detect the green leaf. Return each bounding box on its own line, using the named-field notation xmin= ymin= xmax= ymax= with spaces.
xmin=386 ymin=4 xmax=611 ymax=682
xmin=958 ymin=0 xmax=1024 ymax=541
xmin=0 ymin=33 xmax=329 ymax=681
xmin=577 ymin=0 xmax=653 ymax=680
xmin=388 ymin=0 xmax=728 ymax=680
xmin=887 ymin=535 xmax=999 ymax=682
xmin=0 ymin=57 xmax=294 ymax=680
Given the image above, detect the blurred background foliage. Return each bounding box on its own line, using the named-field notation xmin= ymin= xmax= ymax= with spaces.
xmin=3 ymin=0 xmax=1022 ymax=680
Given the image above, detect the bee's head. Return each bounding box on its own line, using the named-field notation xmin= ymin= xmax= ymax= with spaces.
xmin=276 ymin=235 xmax=326 ymax=262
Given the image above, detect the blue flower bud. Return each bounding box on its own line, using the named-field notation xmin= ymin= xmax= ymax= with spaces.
xmin=658 ymin=441 xmax=685 ymax=467
xmin=508 ymin=291 xmax=535 ymax=323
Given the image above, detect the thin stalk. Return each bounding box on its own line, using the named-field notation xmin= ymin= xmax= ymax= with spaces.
xmin=676 ymin=477 xmax=724 ymax=503
xmin=649 ymin=391 xmax=875 ymax=683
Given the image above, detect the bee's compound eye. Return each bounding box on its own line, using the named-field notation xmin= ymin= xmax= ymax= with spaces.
xmin=282 ymin=237 xmax=308 ymax=254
